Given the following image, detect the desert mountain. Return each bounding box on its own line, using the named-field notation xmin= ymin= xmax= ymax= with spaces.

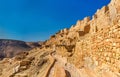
xmin=0 ymin=39 xmax=32 ymax=59
xmin=0 ymin=39 xmax=43 ymax=59
xmin=0 ymin=0 xmax=120 ymax=77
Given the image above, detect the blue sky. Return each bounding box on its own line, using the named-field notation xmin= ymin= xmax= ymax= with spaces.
xmin=0 ymin=0 xmax=110 ymax=42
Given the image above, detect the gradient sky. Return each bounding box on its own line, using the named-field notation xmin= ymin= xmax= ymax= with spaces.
xmin=0 ymin=0 xmax=110 ymax=42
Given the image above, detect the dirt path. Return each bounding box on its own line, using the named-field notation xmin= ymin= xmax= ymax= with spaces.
xmin=46 ymin=53 xmax=119 ymax=77
xmin=48 ymin=54 xmax=81 ymax=77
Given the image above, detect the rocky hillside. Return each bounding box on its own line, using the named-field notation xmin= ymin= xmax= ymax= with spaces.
xmin=0 ymin=39 xmax=32 ymax=59
xmin=0 ymin=0 xmax=120 ymax=77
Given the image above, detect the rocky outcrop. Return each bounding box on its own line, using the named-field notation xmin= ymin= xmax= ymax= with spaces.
xmin=44 ymin=0 xmax=120 ymax=76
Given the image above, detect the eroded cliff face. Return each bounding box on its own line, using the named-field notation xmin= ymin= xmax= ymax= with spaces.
xmin=0 ymin=0 xmax=120 ymax=77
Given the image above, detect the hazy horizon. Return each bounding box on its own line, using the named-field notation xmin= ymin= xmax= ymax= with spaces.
xmin=0 ymin=0 xmax=110 ymax=42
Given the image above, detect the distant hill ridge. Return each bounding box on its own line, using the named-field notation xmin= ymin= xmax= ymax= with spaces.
xmin=0 ymin=39 xmax=32 ymax=59
xmin=0 ymin=39 xmax=43 ymax=59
